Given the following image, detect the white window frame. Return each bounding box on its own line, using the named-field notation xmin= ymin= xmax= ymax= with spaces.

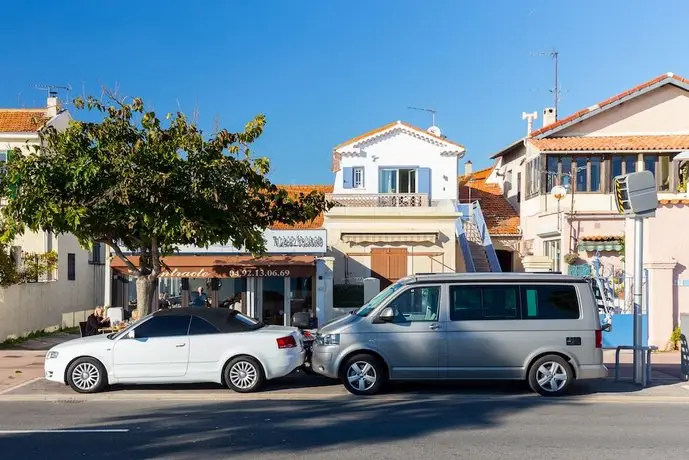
xmin=543 ymin=239 xmax=561 ymax=273
xmin=352 ymin=167 xmax=364 ymax=189
xmin=380 ymin=168 xmax=418 ymax=194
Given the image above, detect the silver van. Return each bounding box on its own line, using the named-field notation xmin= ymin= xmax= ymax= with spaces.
xmin=311 ymin=273 xmax=609 ymax=396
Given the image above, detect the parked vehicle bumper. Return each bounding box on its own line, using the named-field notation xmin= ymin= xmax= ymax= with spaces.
xmin=578 ymin=364 xmax=608 ymax=380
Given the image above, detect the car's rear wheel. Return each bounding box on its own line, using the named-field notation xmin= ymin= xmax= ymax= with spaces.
xmin=340 ymin=354 xmax=385 ymax=396
xmin=224 ymin=356 xmax=265 ymax=393
xmin=528 ymin=355 xmax=574 ymax=396
xmin=66 ymin=357 xmax=108 ymax=393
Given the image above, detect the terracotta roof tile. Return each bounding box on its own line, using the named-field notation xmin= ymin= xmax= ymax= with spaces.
xmin=332 ymin=121 xmax=465 ymax=171
xmin=579 ymin=235 xmax=623 ymax=242
xmin=0 ymin=109 xmax=49 ymax=133
xmin=269 ymin=184 xmax=333 ymax=230
xmin=659 ymin=198 xmax=689 ymax=206
xmin=457 ymin=167 xmax=520 ymax=236
xmin=529 ymin=135 xmax=689 ymax=152
xmin=530 ymin=73 xmax=689 ymax=138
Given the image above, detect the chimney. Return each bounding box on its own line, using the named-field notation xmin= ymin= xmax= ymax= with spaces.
xmin=46 ymin=91 xmax=59 ymax=118
xmin=464 ymin=160 xmax=473 ymax=176
xmin=542 ymin=107 xmax=556 ymax=127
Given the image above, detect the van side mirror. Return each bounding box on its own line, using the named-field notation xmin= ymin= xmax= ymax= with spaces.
xmin=127 ymin=330 xmax=136 ymax=339
xmin=379 ymin=307 xmax=396 ymax=322
xmin=601 ymin=323 xmax=612 ymax=332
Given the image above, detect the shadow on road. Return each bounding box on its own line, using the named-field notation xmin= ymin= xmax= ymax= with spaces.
xmin=0 ymin=396 xmax=581 ymax=459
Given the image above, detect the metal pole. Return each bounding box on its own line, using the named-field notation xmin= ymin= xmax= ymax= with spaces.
xmin=633 ymin=217 xmax=644 ymax=383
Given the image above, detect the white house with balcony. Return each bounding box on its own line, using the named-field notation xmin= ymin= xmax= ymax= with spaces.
xmin=0 ymin=94 xmax=105 ymax=341
xmin=488 ymin=72 xmax=689 ymax=349
xmin=325 ymin=120 xmax=468 ymax=294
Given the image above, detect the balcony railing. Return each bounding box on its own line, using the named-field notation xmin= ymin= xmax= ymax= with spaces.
xmin=326 ymin=193 xmax=429 ymax=207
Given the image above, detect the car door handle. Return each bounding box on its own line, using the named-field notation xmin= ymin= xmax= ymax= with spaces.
xmin=429 ymin=324 xmax=440 ymax=331
xmin=175 ymin=343 xmax=186 ymax=347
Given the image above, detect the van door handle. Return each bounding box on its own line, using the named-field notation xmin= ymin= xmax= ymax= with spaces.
xmin=429 ymin=324 xmax=440 ymax=331
xmin=175 ymin=343 xmax=186 ymax=348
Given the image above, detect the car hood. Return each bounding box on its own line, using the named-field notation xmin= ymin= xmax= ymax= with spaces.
xmin=49 ymin=334 xmax=112 ymax=352
xmin=317 ymin=312 xmax=359 ymax=334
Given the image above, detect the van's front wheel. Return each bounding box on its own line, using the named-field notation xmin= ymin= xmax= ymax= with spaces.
xmin=341 ymin=354 xmax=385 ymax=396
xmin=528 ymin=355 xmax=573 ymax=396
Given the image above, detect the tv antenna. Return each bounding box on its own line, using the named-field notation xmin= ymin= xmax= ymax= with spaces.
xmin=407 ymin=106 xmax=437 ymax=127
xmin=530 ymin=49 xmax=559 ymax=119
xmin=34 ymin=83 xmax=72 ymax=98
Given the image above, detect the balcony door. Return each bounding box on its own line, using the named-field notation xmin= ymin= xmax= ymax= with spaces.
xmin=379 ymin=169 xmax=417 ymax=194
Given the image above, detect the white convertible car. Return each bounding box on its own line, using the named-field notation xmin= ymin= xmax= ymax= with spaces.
xmin=44 ymin=308 xmax=305 ymax=393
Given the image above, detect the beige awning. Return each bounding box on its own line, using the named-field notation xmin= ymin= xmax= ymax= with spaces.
xmin=341 ymin=232 xmax=438 ymax=244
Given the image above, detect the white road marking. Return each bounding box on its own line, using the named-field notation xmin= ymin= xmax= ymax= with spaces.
xmin=0 ymin=429 xmax=129 ymax=434
xmin=0 ymin=377 xmax=43 ymax=395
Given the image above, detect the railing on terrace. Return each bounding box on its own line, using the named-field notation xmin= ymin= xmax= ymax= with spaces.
xmin=326 ymin=193 xmax=429 ymax=208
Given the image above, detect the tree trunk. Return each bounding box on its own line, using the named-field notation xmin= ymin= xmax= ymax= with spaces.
xmin=135 ymin=275 xmax=158 ymax=316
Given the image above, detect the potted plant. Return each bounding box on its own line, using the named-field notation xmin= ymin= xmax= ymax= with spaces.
xmin=564 ymin=252 xmax=580 ymax=265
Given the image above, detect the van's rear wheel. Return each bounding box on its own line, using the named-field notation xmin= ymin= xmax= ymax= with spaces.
xmin=528 ymin=355 xmax=573 ymax=396
xmin=340 ymin=354 xmax=385 ymax=396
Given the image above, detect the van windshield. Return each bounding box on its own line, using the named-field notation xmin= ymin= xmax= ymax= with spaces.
xmin=355 ymin=282 xmax=404 ymax=317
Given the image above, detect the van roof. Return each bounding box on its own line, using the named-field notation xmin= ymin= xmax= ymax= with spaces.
xmin=402 ymin=272 xmax=588 ymax=284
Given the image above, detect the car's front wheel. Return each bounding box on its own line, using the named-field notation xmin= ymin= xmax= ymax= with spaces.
xmin=224 ymin=356 xmax=265 ymax=393
xmin=340 ymin=354 xmax=385 ymax=396
xmin=66 ymin=357 xmax=108 ymax=393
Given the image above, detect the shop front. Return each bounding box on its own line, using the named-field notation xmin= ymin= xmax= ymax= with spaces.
xmin=107 ymin=229 xmax=332 ymax=327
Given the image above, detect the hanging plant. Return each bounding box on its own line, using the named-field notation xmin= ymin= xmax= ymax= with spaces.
xmin=564 ymin=252 xmax=580 ymax=265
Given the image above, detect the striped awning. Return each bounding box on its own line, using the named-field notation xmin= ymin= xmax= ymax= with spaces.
xmin=577 ymin=240 xmax=623 ymax=252
xmin=341 ymin=232 xmax=438 ymax=244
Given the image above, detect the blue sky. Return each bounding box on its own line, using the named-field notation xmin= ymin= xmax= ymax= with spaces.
xmin=4 ymin=0 xmax=689 ymax=184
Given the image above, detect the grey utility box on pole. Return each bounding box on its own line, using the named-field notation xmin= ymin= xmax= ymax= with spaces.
xmin=613 ymin=170 xmax=658 ymax=385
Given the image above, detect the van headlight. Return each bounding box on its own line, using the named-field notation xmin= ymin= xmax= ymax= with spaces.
xmin=316 ymin=334 xmax=340 ymax=346
xmin=46 ymin=351 xmax=59 ymax=359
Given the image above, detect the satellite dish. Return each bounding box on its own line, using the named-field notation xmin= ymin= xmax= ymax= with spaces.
xmin=427 ymin=125 xmax=442 ymax=137
xmin=550 ymin=185 xmax=567 ymax=200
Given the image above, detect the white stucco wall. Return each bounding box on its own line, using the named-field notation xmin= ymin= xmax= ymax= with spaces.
xmin=333 ymin=129 xmax=461 ymax=201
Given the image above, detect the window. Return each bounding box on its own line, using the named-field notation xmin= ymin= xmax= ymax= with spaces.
xmin=543 ymin=239 xmax=560 ymax=273
xmin=643 ymin=154 xmax=673 ymax=191
xmin=352 ymin=167 xmax=364 ymax=189
xmin=590 ymin=157 xmax=601 ymax=192
xmin=575 ymin=158 xmax=586 ymax=191
xmin=520 ymin=285 xmax=580 ymax=320
xmin=545 ymin=155 xmax=558 ymax=192
xmin=545 ymin=155 xmax=602 ymax=193
xmin=386 ymin=286 xmax=440 ymax=322
xmin=525 ymin=157 xmax=541 ymax=199
xmin=379 ymin=168 xmax=417 ymax=193
xmin=67 ymin=253 xmax=76 ymax=281
xmin=516 ymin=171 xmax=522 ymax=202
xmin=188 ymin=315 xmax=221 ymax=335
xmin=449 ymin=285 xmax=520 ymax=321
xmin=504 ymin=169 xmax=512 ymax=197
xmin=134 ymin=315 xmax=191 ymax=338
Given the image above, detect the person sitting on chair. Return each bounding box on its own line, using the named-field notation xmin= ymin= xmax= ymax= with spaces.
xmin=85 ymin=307 xmax=111 ymax=336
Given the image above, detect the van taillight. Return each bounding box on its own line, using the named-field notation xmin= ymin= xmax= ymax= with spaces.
xmin=595 ymin=330 xmax=602 ymax=348
xmin=276 ymin=336 xmax=297 ymax=349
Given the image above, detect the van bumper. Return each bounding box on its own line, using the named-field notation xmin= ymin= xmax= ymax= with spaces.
xmin=311 ymin=348 xmax=338 ymax=379
xmin=578 ymin=364 xmax=608 ymax=380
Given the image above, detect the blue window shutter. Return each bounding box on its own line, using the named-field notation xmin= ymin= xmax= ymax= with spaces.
xmin=342 ymin=167 xmax=353 ymax=189
xmin=418 ymin=167 xmax=431 ymax=196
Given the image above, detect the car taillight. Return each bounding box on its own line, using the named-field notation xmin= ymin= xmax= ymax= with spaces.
xmin=595 ymin=329 xmax=602 ymax=349
xmin=303 ymin=331 xmax=313 ymax=338
xmin=276 ymin=335 xmax=297 ymax=349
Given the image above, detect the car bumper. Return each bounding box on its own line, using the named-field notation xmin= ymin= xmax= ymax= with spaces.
xmin=44 ymin=359 xmax=66 ymax=384
xmin=266 ymin=348 xmax=306 ymax=380
xmin=578 ymin=364 xmax=608 ymax=380
xmin=311 ymin=348 xmax=338 ymax=379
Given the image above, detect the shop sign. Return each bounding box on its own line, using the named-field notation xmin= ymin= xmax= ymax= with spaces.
xmin=152 ymin=268 xmax=293 ymax=278
xmin=175 ymin=229 xmax=327 ymax=254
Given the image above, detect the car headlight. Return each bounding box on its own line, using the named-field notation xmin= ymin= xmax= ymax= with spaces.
xmin=316 ymin=333 xmax=340 ymax=346
xmin=46 ymin=351 xmax=59 ymax=360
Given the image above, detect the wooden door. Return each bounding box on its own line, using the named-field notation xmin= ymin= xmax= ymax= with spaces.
xmin=370 ymin=248 xmax=408 ymax=289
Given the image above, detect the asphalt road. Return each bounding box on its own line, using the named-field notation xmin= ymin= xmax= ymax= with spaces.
xmin=1 ymin=397 xmax=688 ymax=460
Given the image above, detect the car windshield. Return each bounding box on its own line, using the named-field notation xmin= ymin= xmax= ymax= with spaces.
xmin=110 ymin=315 xmax=149 ymax=340
xmin=355 ymin=282 xmax=404 ymax=317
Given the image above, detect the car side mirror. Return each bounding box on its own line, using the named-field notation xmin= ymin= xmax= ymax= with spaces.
xmin=127 ymin=330 xmax=136 ymax=339
xmin=601 ymin=323 xmax=612 ymax=332
xmin=379 ymin=307 xmax=396 ymax=322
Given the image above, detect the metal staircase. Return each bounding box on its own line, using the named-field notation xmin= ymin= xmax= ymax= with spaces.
xmin=455 ymin=201 xmax=501 ymax=273
xmin=462 ymin=220 xmax=492 ymax=272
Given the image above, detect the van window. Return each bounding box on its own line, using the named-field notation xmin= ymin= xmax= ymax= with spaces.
xmin=387 ymin=286 xmax=440 ymax=322
xmin=520 ymin=285 xmax=580 ymax=320
xmin=450 ymin=285 xmax=519 ymax=321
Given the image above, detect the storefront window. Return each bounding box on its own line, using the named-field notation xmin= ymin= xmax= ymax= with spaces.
xmin=262 ymin=277 xmax=285 ymax=325
xmin=290 ymin=277 xmax=313 ymax=318
xmin=218 ymin=278 xmax=247 ymax=312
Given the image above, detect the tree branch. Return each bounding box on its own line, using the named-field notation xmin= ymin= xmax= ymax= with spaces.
xmin=150 ymin=236 xmax=161 ymax=278
xmin=99 ymin=239 xmax=140 ymax=276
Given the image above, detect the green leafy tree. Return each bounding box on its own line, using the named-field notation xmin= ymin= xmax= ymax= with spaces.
xmin=0 ymin=93 xmax=328 ymax=314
